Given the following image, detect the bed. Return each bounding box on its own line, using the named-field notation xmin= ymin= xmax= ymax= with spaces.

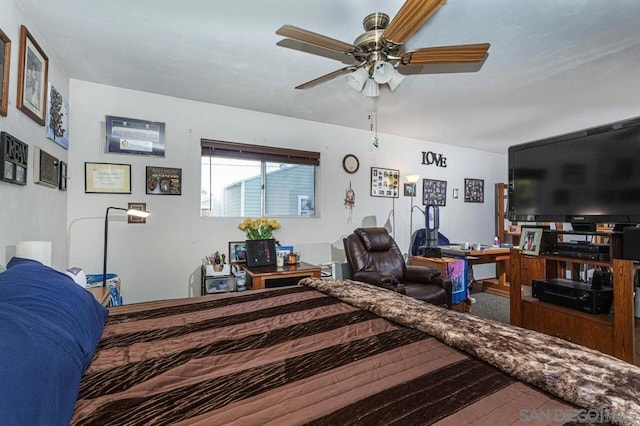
xmin=2 ymin=258 xmax=640 ymax=425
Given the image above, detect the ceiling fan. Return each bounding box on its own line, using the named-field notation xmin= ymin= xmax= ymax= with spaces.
xmin=276 ymin=0 xmax=490 ymax=96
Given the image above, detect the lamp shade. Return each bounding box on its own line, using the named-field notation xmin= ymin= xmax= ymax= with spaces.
xmin=126 ymin=208 xmax=150 ymax=218
xmin=347 ymin=67 xmax=369 ymax=91
xmin=363 ymin=78 xmax=380 ymax=97
xmin=16 ymin=241 xmax=52 ymax=266
xmin=387 ymin=70 xmax=406 ymax=91
xmin=372 ymin=61 xmax=395 ymax=84
xmin=405 ymin=174 xmax=421 ymax=184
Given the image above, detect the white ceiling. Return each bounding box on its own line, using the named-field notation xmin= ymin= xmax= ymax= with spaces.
xmin=16 ymin=0 xmax=640 ymax=153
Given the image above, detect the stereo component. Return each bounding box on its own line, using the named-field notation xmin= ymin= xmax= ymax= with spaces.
xmin=532 ymin=278 xmax=613 ymax=314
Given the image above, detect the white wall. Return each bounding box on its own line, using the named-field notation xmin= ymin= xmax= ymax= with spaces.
xmin=0 ymin=0 xmax=69 ymax=267
xmin=67 ymin=80 xmax=506 ymax=303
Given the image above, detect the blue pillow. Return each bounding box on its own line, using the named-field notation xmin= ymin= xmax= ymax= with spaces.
xmin=0 ymin=257 xmax=108 ymax=425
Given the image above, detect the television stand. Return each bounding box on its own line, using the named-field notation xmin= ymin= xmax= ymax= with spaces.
xmin=510 ymin=248 xmax=638 ymax=366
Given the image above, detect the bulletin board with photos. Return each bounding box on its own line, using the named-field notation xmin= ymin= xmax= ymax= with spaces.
xmin=422 ymin=179 xmax=447 ymax=206
xmin=464 ymin=178 xmax=485 ymax=203
xmin=370 ymin=167 xmax=399 ymax=198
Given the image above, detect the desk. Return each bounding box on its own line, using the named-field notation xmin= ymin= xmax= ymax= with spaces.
xmin=240 ymin=261 xmax=322 ymax=290
xmin=439 ymin=246 xmax=512 ymax=297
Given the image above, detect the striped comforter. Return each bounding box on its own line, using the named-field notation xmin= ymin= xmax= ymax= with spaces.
xmin=72 ymin=279 xmax=640 ymax=425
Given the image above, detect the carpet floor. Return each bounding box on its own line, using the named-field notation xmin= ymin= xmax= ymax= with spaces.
xmin=468 ymin=292 xmax=510 ymax=324
xmin=466 ymin=285 xmax=532 ymax=324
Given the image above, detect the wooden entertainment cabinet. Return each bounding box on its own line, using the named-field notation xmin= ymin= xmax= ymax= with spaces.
xmin=509 ymin=230 xmax=639 ymax=365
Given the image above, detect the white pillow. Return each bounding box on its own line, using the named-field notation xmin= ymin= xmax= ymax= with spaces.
xmin=65 ymin=267 xmax=87 ymax=287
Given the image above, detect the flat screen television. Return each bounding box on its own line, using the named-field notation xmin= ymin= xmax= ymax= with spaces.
xmin=508 ymin=115 xmax=640 ymax=225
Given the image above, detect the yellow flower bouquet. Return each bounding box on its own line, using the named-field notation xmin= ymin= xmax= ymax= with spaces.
xmin=238 ymin=217 xmax=281 ymax=240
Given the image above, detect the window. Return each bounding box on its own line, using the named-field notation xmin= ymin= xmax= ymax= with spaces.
xmin=201 ymin=139 xmax=319 ymax=218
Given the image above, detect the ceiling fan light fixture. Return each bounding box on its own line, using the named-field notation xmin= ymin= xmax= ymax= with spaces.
xmin=363 ymin=78 xmax=379 ymax=97
xmin=347 ymin=67 xmax=369 ymax=92
xmin=372 ymin=61 xmax=394 ymax=84
xmin=387 ymin=70 xmax=406 ymax=91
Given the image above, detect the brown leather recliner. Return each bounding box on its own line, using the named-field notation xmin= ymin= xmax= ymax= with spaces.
xmin=343 ymin=227 xmax=452 ymax=308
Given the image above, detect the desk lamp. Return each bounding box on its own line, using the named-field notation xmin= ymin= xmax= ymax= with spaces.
xmin=103 ymin=206 xmax=150 ymax=287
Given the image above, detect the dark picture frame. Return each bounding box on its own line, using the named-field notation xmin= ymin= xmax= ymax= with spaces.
xmin=33 ymin=146 xmax=58 ymax=188
xmin=403 ymin=183 xmax=416 ymax=197
xmin=146 ymin=166 xmax=182 ymax=195
xmin=464 ymin=178 xmax=485 ymax=203
xmin=16 ymin=25 xmax=48 ymax=126
xmin=127 ymin=202 xmax=147 ymax=224
xmin=228 ymin=241 xmax=247 ymax=264
xmin=58 ymin=160 xmax=67 ymax=191
xmin=422 ymin=179 xmax=447 ymax=206
xmin=106 ymin=115 xmax=166 ymax=156
xmin=0 ymin=27 xmax=10 ymax=117
xmin=245 ymin=239 xmax=276 ymax=267
xmin=370 ymin=167 xmax=399 ymax=198
xmin=1 ymin=131 xmax=28 ymax=186
xmin=85 ymin=162 xmax=132 ymax=194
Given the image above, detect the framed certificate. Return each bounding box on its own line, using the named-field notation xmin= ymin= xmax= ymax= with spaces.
xmin=84 ymin=162 xmax=131 ymax=194
xmin=105 ymin=115 xmax=165 ymax=156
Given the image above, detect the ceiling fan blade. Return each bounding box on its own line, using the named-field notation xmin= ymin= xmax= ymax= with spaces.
xmin=401 ymin=43 xmax=490 ymax=65
xmin=295 ymin=66 xmax=357 ymax=90
xmin=276 ymin=39 xmax=359 ymax=66
xmin=276 ymin=25 xmax=358 ymax=54
xmin=383 ymin=0 xmax=446 ymax=45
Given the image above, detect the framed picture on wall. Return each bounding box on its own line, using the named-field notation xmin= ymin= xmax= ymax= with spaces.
xmin=16 ymin=25 xmax=48 ymax=125
xmin=85 ymin=162 xmax=131 ymax=194
xmin=0 ymin=131 xmax=28 ymax=186
xmin=370 ymin=167 xmax=399 ymax=198
xmin=422 ymin=179 xmax=447 ymax=206
xmin=106 ymin=115 xmax=166 ymax=156
xmin=127 ymin=202 xmax=147 ymax=224
xmin=0 ymin=27 xmax=11 ymax=117
xmin=45 ymin=83 xmax=69 ymax=149
xmin=58 ymin=160 xmax=67 ymax=191
xmin=146 ymin=166 xmax=182 ymax=195
xmin=464 ymin=178 xmax=484 ymax=203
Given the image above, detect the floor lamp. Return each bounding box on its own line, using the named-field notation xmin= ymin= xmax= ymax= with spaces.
xmin=405 ymin=174 xmax=421 ymax=254
xmin=103 ymin=206 xmax=150 ymax=287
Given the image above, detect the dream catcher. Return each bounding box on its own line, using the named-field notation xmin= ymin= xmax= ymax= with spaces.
xmin=344 ymin=182 xmax=355 ymax=223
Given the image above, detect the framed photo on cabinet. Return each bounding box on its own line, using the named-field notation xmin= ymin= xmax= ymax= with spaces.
xmin=16 ymin=25 xmax=48 ymax=125
xmin=520 ymin=227 xmax=542 ymax=256
xmin=228 ymin=241 xmax=247 ymax=264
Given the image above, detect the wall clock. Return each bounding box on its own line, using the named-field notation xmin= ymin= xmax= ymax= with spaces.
xmin=342 ymin=154 xmax=359 ymax=174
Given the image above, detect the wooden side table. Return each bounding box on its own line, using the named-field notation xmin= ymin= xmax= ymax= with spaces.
xmin=409 ymin=256 xmax=471 ymax=312
xmin=88 ymin=287 xmax=111 ymax=306
xmin=409 ymin=256 xmax=456 ymax=277
xmin=240 ymin=261 xmax=322 ymax=289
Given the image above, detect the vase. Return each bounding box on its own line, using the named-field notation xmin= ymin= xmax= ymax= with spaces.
xmin=213 ymin=264 xmax=224 ymax=272
xmin=245 ymin=239 xmax=276 ymax=267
